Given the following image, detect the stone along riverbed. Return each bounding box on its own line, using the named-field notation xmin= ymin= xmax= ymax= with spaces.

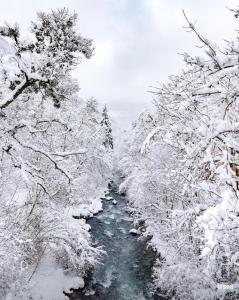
xmin=69 ymin=180 xmax=161 ymax=300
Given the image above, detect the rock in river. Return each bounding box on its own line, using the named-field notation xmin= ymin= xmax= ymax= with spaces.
xmin=129 ymin=228 xmax=139 ymax=236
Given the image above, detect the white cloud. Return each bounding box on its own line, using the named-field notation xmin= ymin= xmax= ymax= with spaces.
xmin=144 ymin=0 xmax=184 ymax=33
xmin=93 ymin=41 xmax=114 ymax=66
xmin=0 ymin=0 xmax=238 ymax=127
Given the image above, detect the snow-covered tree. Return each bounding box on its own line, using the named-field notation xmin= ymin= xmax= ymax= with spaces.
xmin=119 ymin=9 xmax=239 ymax=300
xmin=0 ymin=8 xmax=93 ymax=110
xmin=0 ymin=9 xmax=112 ymax=299
xmin=101 ymin=105 xmax=113 ymax=149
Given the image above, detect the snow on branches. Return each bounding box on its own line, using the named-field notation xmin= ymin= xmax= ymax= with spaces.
xmin=0 ymin=8 xmax=93 ymax=110
xmin=0 ymin=9 xmax=112 ymax=299
xmin=119 ymin=9 xmax=239 ymax=300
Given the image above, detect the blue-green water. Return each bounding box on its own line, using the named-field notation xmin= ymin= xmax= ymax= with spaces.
xmin=71 ymin=180 xmax=161 ymax=300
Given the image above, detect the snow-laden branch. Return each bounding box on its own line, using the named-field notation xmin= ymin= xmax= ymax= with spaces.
xmin=192 ymin=90 xmax=221 ymax=97
xmin=182 ymin=10 xmax=222 ymax=70
xmin=50 ymin=149 xmax=87 ymax=157
xmin=0 ymin=78 xmax=28 ymax=109
xmin=141 ymin=126 xmax=161 ymax=154
xmin=13 ymin=135 xmax=72 ymax=183
xmin=0 ymin=73 xmax=49 ymax=110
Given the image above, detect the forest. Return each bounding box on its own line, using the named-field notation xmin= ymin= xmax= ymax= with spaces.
xmin=0 ymin=4 xmax=239 ymax=300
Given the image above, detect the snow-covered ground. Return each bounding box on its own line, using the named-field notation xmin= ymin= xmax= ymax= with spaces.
xmin=6 ymin=255 xmax=84 ymax=300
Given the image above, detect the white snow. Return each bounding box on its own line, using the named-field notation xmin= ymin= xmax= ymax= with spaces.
xmin=129 ymin=228 xmax=139 ymax=235
xmin=6 ymin=255 xmax=85 ymax=300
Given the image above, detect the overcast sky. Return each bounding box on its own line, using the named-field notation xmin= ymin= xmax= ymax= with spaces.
xmin=0 ymin=0 xmax=239 ymax=127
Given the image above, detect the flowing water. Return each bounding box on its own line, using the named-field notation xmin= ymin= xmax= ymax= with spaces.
xmin=71 ymin=179 xmax=161 ymax=300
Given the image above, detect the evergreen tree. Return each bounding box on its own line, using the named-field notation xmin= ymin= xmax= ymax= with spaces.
xmin=101 ymin=105 xmax=113 ymax=149
xmin=0 ymin=8 xmax=93 ymax=110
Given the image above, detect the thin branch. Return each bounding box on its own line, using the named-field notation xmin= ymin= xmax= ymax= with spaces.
xmin=182 ymin=10 xmax=221 ymax=70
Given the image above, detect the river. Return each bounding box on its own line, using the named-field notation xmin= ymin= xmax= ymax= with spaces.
xmin=70 ymin=178 xmax=162 ymax=300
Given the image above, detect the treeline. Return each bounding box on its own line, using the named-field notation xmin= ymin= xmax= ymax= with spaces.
xmin=119 ymin=8 xmax=239 ymax=300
